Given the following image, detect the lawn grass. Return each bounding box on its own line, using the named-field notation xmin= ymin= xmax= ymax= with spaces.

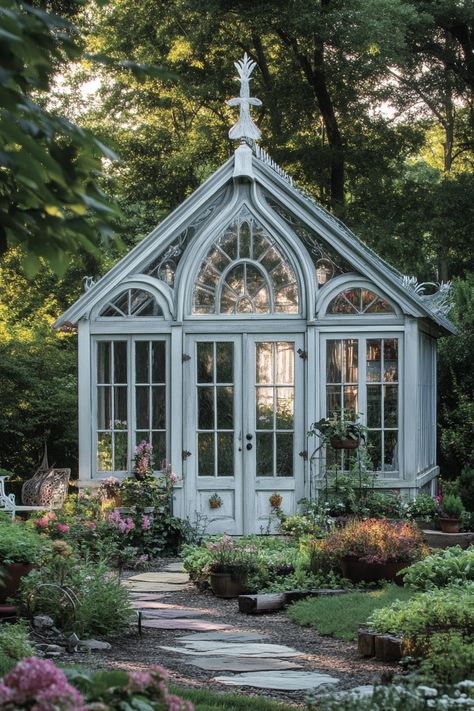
xmin=169 ymin=685 xmax=299 ymax=710
xmin=286 ymin=584 xmax=415 ymax=641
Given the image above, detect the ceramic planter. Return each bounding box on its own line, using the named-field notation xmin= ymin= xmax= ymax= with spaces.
xmin=440 ymin=517 xmax=461 ymax=534
xmin=330 ymin=436 xmax=360 ymax=450
xmin=340 ymin=557 xmax=407 ymax=585
xmin=0 ymin=563 xmax=34 ymax=603
xmin=210 ymin=572 xmax=247 ymax=598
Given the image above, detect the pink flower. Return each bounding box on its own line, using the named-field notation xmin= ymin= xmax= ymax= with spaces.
xmin=0 ymin=683 xmax=11 ymax=703
xmin=127 ymin=671 xmax=152 ymax=693
xmin=4 ymin=657 xmax=85 ymax=710
xmin=85 ymin=521 xmax=96 ymax=530
xmin=142 ymin=515 xmax=151 ymax=530
xmin=35 ymin=518 xmax=48 ymax=528
xmin=56 ymin=523 xmax=70 ymax=534
xmin=138 ymin=554 xmax=149 ymax=564
xmin=168 ymin=472 xmax=178 ymax=484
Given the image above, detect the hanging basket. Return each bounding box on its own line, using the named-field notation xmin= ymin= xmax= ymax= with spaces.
xmin=330 ymin=436 xmax=360 ymax=450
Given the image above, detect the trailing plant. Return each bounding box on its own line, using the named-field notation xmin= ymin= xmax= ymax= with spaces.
xmin=323 ymin=518 xmax=428 ymax=564
xmin=0 ymin=622 xmax=34 ymax=677
xmin=309 ymin=408 xmax=367 ymax=446
xmin=441 ymin=494 xmax=465 ymax=519
xmin=402 ymin=546 xmax=474 ymax=590
xmin=0 ymin=519 xmax=46 ymax=564
xmin=19 ymin=542 xmax=133 ymax=637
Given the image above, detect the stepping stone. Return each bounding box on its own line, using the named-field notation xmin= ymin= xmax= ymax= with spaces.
xmin=132 ymin=601 xmax=199 ymax=610
xmin=142 ymin=619 xmax=232 ymax=631
xmin=128 ymin=573 xmax=189 ymax=584
xmin=179 ymin=631 xmax=266 ymax=643
xmin=162 ymin=562 xmax=185 ymax=572
xmin=125 ymin=583 xmax=186 ymax=593
xmin=161 ymin=642 xmax=301 ymax=658
xmin=214 ymin=671 xmax=339 ymax=691
xmin=141 ymin=609 xmax=206 ymax=619
xmin=183 ymin=656 xmax=303 ymax=672
xmin=129 ymin=593 xmax=167 ymax=600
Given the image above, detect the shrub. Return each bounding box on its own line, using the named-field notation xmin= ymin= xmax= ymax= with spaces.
xmin=0 ymin=657 xmax=85 ymax=710
xmin=324 ymin=518 xmax=427 ymax=564
xmin=0 ymin=519 xmax=45 ymax=564
xmin=368 ymin=584 xmax=474 ymax=650
xmin=19 ymin=542 xmax=133 ymax=637
xmin=404 ymin=493 xmax=438 ymax=521
xmin=459 ymin=467 xmax=474 ymax=512
xmin=441 ymin=494 xmax=465 ymax=519
xmin=415 ymin=632 xmax=474 ymax=686
xmin=402 ymin=546 xmax=474 ymax=590
xmin=0 ymin=623 xmax=34 ymax=677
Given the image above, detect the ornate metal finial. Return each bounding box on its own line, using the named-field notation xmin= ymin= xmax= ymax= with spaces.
xmin=227 ymin=53 xmax=262 ymax=142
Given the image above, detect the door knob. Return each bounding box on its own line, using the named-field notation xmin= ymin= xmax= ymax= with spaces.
xmin=246 ymin=443 xmax=253 ymax=450
xmin=246 ymin=434 xmax=253 ymax=440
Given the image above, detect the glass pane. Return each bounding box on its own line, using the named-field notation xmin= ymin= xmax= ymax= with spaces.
xmin=276 ymin=342 xmax=294 ymax=384
xmin=239 ymin=221 xmax=250 ymax=258
xmin=344 ymin=340 xmax=358 ymax=383
xmin=384 ymin=385 xmax=398 ymax=427
xmin=114 ymin=431 xmax=128 ymax=470
xmin=152 ymin=386 xmax=166 ymax=429
xmin=197 ymin=343 xmax=213 ymax=383
xmin=256 ymin=433 xmax=273 ymax=476
xmin=256 ymin=342 xmax=273 ymax=384
xmin=271 ymin=261 xmax=293 ymax=288
xmin=384 ymin=431 xmax=398 ymax=471
xmin=276 ymin=433 xmax=293 ymax=477
xmin=152 ymin=431 xmax=167 ymax=465
xmin=260 ymin=246 xmax=281 ymax=272
xmin=237 ymin=296 xmax=253 ymax=313
xmin=274 ymin=284 xmax=299 ymax=312
xmin=194 ymin=286 xmax=215 ymax=314
xmin=326 ymin=340 xmax=341 ymax=383
xmin=97 ymin=432 xmax=112 ymax=471
xmin=114 ymin=386 xmax=128 ymax=424
xmin=130 ymin=289 xmax=150 ymax=315
xmin=328 ymin=293 xmax=356 ymax=314
xmin=253 ymin=285 xmax=270 ymax=313
xmin=326 ymin=385 xmax=341 ymax=418
xmin=367 ymin=385 xmax=381 ymax=427
xmin=226 ymin=263 xmax=244 ymax=293
xmin=97 ymin=387 xmax=111 ymax=429
xmin=368 ymin=430 xmax=382 ymax=470
xmin=208 ymin=247 xmax=231 ymax=274
xmin=198 ymin=433 xmax=214 ymax=476
xmin=216 ymin=386 xmax=233 ymax=429
xmin=136 ymin=386 xmax=149 ymax=429
xmin=111 ymin=290 xmax=130 ymax=316
xmin=343 ymin=385 xmax=358 ymax=412
xmin=217 ymin=433 xmax=233 ymax=476
xmin=361 ymin=289 xmax=377 ymax=312
xmin=199 ymin=264 xmax=220 ymax=289
xmin=257 ymin=387 xmax=274 ymax=429
xmin=97 ymin=342 xmax=111 ymax=383
xmin=198 ymin=387 xmax=214 ymax=430
xmin=135 ymin=341 xmax=149 ymax=383
xmin=135 ymin=430 xmax=148 ymax=446
xmin=216 ymin=342 xmax=233 ymax=383
xmin=366 ymin=297 xmax=393 ymax=314
xmin=152 ymin=342 xmax=166 ymax=383
xmin=245 ymin=264 xmax=265 ymax=295
xmin=220 ymin=285 xmax=237 ymax=314
xmin=218 ymin=229 xmax=238 ymax=261
xmin=114 ymin=341 xmax=127 ymax=384
xmin=367 ymin=339 xmax=382 ymax=382
xmin=252 ymin=227 xmax=271 ymax=260
xmin=384 ymin=339 xmax=398 ymax=382
xmin=276 ymin=387 xmax=294 ymax=429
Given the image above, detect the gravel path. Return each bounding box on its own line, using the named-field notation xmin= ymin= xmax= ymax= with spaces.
xmin=64 ymin=571 xmax=401 ymax=706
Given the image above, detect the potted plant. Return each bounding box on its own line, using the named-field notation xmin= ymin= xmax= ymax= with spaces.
xmin=309 ymin=409 xmax=367 ymax=450
xmin=208 ymin=493 xmax=223 ymax=510
xmin=439 ymin=494 xmax=465 ymax=533
xmin=0 ymin=518 xmax=44 ymax=602
xmin=205 ymin=536 xmax=255 ymax=598
xmin=98 ymin=477 xmax=123 ymax=508
xmin=404 ymin=492 xmax=439 ymax=529
xmin=269 ymin=492 xmax=283 ymax=509
xmin=324 ymin=518 xmax=428 ymax=584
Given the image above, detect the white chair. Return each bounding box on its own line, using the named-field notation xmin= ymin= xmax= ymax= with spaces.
xmin=0 ymin=475 xmax=51 ymax=520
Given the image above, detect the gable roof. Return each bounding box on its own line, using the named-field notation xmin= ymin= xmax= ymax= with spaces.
xmin=54 ymin=146 xmax=456 ymax=335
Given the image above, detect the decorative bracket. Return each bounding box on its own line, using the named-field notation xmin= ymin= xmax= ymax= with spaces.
xmin=297 ymin=348 xmax=308 ymax=360
xmin=182 ymin=354 xmax=191 ymax=362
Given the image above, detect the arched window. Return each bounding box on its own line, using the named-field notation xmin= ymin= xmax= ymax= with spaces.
xmin=327 ymin=287 xmax=395 ymax=315
xmin=99 ymin=289 xmax=163 ymax=317
xmin=193 ymin=209 xmax=299 ymax=315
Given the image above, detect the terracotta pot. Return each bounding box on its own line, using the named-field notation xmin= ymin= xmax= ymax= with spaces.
xmin=330 ymin=436 xmax=360 ymax=450
xmin=340 ymin=557 xmax=407 ymax=585
xmin=210 ymin=572 xmax=247 ymax=598
xmin=440 ymin=518 xmax=461 ymax=534
xmin=0 ymin=563 xmax=34 ymax=603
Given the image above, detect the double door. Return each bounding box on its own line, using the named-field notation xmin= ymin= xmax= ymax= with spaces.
xmin=184 ymin=334 xmax=305 ymax=534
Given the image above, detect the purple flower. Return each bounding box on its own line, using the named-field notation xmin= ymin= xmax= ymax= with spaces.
xmin=142 ymin=515 xmax=151 ymax=530
xmin=3 ymin=657 xmax=85 ymax=710
xmin=127 ymin=671 xmax=152 ymax=693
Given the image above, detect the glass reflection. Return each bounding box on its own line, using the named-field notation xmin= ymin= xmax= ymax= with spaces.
xmin=256 ymin=433 xmax=273 ymax=476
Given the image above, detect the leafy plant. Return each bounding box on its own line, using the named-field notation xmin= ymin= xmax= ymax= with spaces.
xmin=402 ymin=546 xmax=474 ymax=590
xmin=0 ymin=519 xmax=45 ymax=564
xmin=404 ymin=493 xmax=439 ymax=521
xmin=205 ymin=536 xmax=257 ymax=575
xmin=414 ymin=631 xmax=474 ymax=686
xmin=441 ymin=494 xmax=465 ymax=519
xmin=0 ymin=622 xmax=34 ymax=676
xmin=323 ymin=518 xmax=428 ymax=564
xmin=309 ymin=409 xmax=367 ymax=446
xmin=459 ymin=467 xmax=474 ymax=512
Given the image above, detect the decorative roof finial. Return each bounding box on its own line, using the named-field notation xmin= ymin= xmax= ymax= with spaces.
xmin=227 ymin=53 xmax=262 ymax=142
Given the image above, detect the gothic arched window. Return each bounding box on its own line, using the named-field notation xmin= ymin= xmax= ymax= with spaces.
xmin=192 ymin=209 xmax=299 ymax=315
xmin=99 ymin=289 xmax=163 ymax=317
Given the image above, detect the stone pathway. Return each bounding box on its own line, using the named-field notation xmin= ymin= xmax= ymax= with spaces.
xmin=125 ymin=563 xmax=354 ymax=693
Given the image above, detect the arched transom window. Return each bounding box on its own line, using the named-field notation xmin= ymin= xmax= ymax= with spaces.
xmin=193 ymin=209 xmax=299 ymax=315
xmin=100 ymin=289 xmax=163 ymax=317
xmin=327 ymin=287 xmax=395 ymax=315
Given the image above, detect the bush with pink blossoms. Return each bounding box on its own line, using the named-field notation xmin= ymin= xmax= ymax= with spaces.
xmin=0 ymin=657 xmax=86 ymax=711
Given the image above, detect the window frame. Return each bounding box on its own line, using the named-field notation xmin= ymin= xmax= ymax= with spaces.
xmin=320 ymin=331 xmax=403 ymax=478
xmin=91 ymin=335 xmax=170 ymax=477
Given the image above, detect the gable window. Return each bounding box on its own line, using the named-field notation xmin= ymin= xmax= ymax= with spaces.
xmin=324 ymin=336 xmax=400 ymax=475
xmin=327 ymin=287 xmax=395 ymax=315
xmin=99 ymin=289 xmax=163 ymax=317
xmin=193 ymin=208 xmax=299 ymax=315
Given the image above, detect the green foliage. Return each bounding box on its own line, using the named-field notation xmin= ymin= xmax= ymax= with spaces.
xmin=168 ymin=683 xmax=297 ymax=710
xmin=441 ymin=494 xmax=465 ymax=518
xmin=0 ymin=622 xmax=34 ymax=676
xmin=415 ymin=632 xmax=474 ymax=687
xmin=402 ymin=546 xmax=474 ymax=591
xmin=287 ymin=584 xmax=414 ymax=641
xmin=0 ymin=518 xmax=46 ymax=564
xmin=404 ymin=493 xmax=439 ymax=521
xmin=19 ymin=543 xmax=133 ymax=637
xmin=368 ymin=585 xmax=474 ymax=645
xmin=459 ymin=467 xmax=474 ymax=512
